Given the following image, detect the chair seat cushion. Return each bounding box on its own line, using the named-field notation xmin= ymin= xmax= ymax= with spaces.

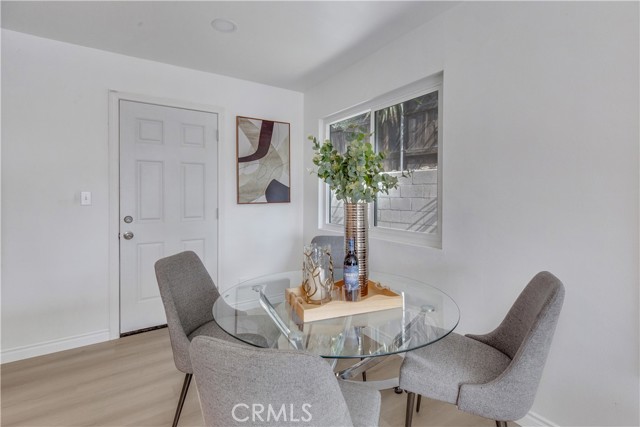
xmin=188 ymin=320 xmax=269 ymax=348
xmin=400 ymin=333 xmax=511 ymax=405
xmin=338 ymin=380 xmax=381 ymax=427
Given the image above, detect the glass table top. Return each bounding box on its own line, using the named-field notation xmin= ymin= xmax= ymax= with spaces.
xmin=212 ymin=270 xmax=459 ymax=359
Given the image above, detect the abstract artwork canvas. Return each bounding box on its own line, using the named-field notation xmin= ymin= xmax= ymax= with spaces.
xmin=236 ymin=116 xmax=290 ymax=204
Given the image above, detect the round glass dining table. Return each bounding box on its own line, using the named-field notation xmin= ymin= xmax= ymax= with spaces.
xmin=212 ymin=270 xmax=459 ymax=361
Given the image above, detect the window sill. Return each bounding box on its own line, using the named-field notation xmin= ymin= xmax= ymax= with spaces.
xmin=370 ymin=227 xmax=442 ymax=249
xmin=320 ymin=223 xmax=442 ymax=249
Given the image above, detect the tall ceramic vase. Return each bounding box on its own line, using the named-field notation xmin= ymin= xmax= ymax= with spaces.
xmin=344 ymin=202 xmax=368 ymax=297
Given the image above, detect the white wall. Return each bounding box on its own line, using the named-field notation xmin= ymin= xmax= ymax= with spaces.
xmin=304 ymin=2 xmax=638 ymax=426
xmin=1 ymin=30 xmax=304 ymax=360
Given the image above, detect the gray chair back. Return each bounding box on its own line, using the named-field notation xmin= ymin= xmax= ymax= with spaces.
xmin=311 ymin=235 xmax=345 ymax=266
xmin=190 ymin=336 xmax=355 ymax=427
xmin=155 ymin=251 xmax=219 ymax=373
xmin=461 ymin=271 xmax=565 ymax=420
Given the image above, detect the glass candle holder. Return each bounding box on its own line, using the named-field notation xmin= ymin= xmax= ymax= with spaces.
xmin=302 ymin=244 xmax=334 ymax=304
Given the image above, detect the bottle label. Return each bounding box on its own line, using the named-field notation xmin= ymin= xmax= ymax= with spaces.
xmin=344 ymin=266 xmax=359 ymax=291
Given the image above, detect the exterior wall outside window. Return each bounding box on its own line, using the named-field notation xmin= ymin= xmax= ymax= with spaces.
xmin=322 ymin=75 xmax=443 ymax=248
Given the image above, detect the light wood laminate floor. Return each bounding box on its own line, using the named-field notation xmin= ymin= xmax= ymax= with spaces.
xmin=1 ymin=328 xmax=513 ymax=427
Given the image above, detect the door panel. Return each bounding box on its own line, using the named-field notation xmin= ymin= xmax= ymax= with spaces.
xmin=182 ymin=162 xmax=205 ymax=220
xmin=137 ymin=161 xmax=164 ymax=221
xmin=119 ymin=100 xmax=218 ymax=334
xmin=137 ymin=242 xmax=165 ymax=300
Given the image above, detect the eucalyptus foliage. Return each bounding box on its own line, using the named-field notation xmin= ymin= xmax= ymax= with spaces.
xmin=309 ymin=132 xmax=401 ymax=203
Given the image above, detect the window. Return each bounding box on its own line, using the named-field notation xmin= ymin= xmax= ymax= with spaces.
xmin=374 ymin=91 xmax=439 ymax=234
xmin=321 ymin=75 xmax=442 ymax=247
xmin=327 ymin=112 xmax=370 ymax=226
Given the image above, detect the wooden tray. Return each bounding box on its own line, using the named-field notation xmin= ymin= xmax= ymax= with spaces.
xmin=285 ymin=280 xmax=402 ymax=323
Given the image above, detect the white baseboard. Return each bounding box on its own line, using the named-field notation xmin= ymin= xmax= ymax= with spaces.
xmin=1 ymin=329 xmax=111 ymax=364
xmin=518 ymin=410 xmax=558 ymax=427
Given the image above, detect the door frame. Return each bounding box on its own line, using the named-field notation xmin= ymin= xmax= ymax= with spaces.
xmin=107 ymin=91 xmax=224 ymax=339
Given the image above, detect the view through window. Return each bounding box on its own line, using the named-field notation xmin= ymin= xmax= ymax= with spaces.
xmin=328 ymin=112 xmax=370 ymax=226
xmin=374 ymin=91 xmax=438 ymax=233
xmin=326 ymin=88 xmax=440 ymax=236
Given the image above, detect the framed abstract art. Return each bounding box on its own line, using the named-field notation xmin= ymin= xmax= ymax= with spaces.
xmin=236 ymin=116 xmax=290 ymax=204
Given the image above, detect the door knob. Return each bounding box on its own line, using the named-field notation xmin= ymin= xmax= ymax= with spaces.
xmin=122 ymin=231 xmax=134 ymax=240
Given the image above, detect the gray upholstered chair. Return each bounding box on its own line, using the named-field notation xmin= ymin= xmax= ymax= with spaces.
xmin=155 ymin=251 xmax=266 ymax=427
xmin=400 ymin=271 xmax=565 ymax=427
xmin=311 ymin=235 xmax=345 ymax=267
xmin=190 ymin=335 xmax=381 ymax=427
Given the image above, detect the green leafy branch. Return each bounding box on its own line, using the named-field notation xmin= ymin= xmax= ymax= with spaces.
xmin=308 ymin=131 xmax=405 ymax=203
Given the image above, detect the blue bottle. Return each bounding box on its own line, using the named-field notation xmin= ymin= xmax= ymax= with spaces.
xmin=343 ymin=238 xmax=360 ymax=301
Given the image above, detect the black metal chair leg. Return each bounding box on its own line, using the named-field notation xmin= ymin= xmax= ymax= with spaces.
xmin=416 ymin=394 xmax=422 ymax=412
xmin=360 ymin=358 xmax=367 ymax=381
xmin=496 ymin=421 xmax=508 ymax=427
xmin=405 ymin=392 xmax=415 ymax=427
xmin=172 ymin=373 xmax=192 ymax=427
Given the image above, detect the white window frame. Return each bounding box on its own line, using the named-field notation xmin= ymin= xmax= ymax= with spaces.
xmin=318 ymin=73 xmax=443 ymax=249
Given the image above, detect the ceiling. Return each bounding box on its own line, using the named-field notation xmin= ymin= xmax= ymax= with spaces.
xmin=1 ymin=1 xmax=458 ymax=91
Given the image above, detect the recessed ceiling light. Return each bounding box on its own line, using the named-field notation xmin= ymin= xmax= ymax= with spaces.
xmin=211 ymin=18 xmax=237 ymax=33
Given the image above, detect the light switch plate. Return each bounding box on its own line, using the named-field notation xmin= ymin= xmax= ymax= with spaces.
xmin=81 ymin=191 xmax=92 ymax=206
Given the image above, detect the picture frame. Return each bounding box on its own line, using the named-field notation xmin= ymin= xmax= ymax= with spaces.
xmin=236 ymin=116 xmax=291 ymax=204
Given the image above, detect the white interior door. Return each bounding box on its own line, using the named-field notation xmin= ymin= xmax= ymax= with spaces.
xmin=119 ymin=100 xmax=218 ymax=334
